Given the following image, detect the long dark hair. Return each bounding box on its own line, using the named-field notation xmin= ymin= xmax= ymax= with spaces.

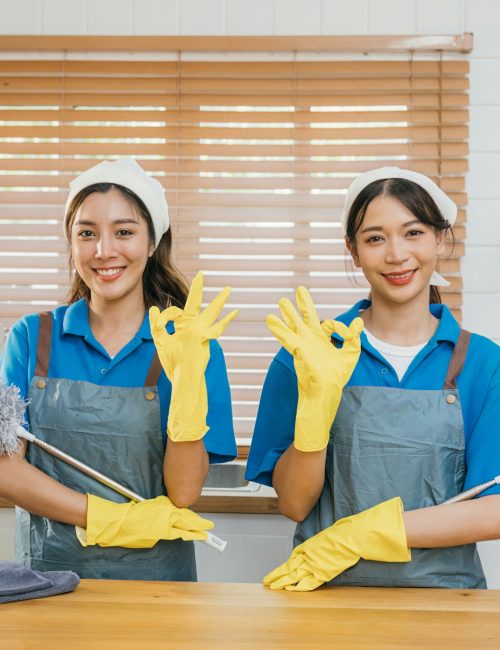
xmin=345 ymin=178 xmax=454 ymax=304
xmin=64 ymin=183 xmax=188 ymax=309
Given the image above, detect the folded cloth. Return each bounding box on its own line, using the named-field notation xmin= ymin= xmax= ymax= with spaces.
xmin=0 ymin=561 xmax=80 ymax=604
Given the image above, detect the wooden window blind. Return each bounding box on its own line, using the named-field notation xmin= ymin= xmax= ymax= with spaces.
xmin=0 ymin=37 xmax=470 ymax=443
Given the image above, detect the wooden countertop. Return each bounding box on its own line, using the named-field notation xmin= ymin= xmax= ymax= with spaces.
xmin=0 ymin=494 xmax=280 ymax=514
xmin=193 ymin=494 xmax=279 ymax=514
xmin=1 ymin=580 xmax=500 ymax=649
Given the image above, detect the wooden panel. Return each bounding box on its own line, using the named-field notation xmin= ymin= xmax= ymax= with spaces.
xmin=192 ymin=495 xmax=279 ymax=514
xmin=0 ymin=58 xmax=469 ymax=76
xmin=1 ymin=107 xmax=465 ymax=126
xmin=1 ymin=494 xmax=280 ymax=514
xmin=0 ymin=33 xmax=474 ymax=51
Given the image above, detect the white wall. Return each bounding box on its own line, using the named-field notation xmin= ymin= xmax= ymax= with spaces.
xmin=0 ymin=508 xmax=15 ymax=561
xmin=0 ymin=0 xmax=498 ymax=340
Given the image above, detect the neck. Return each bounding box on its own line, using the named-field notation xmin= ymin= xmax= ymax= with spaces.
xmin=88 ymin=289 xmax=146 ymax=354
xmin=361 ymin=290 xmax=438 ymax=346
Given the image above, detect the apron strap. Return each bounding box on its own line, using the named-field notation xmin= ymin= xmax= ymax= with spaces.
xmin=34 ymin=310 xmax=162 ymax=386
xmin=444 ymin=329 xmax=471 ymax=390
xmin=144 ymin=352 xmax=163 ymax=387
xmin=34 ymin=311 xmax=52 ymax=377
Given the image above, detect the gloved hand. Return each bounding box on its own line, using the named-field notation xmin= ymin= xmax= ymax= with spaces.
xmin=149 ymin=272 xmax=238 ymax=442
xmin=266 ymin=286 xmax=363 ymax=452
xmin=76 ymin=495 xmax=214 ymax=548
xmin=264 ymin=497 xmax=411 ymax=591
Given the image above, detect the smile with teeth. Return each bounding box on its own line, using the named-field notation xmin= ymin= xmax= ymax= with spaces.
xmin=383 ymin=270 xmax=415 ymax=279
xmin=95 ymin=267 xmax=125 ymax=277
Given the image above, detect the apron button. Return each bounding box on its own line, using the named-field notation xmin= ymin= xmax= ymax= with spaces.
xmin=446 ymin=394 xmax=456 ymax=404
xmin=145 ymin=391 xmax=156 ymax=401
xmin=36 ymin=379 xmax=46 ymax=389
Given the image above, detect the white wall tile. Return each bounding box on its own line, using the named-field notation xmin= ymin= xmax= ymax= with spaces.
xmin=466 ymin=0 xmax=500 ymax=58
xmin=133 ymin=0 xmax=178 ymax=35
xmin=88 ymin=0 xmax=133 ymax=35
xmin=244 ymin=533 xmax=291 ymax=579
xmin=0 ymin=510 xmax=15 ymax=561
xmin=462 ymin=291 xmax=500 ymax=341
xmin=0 ymin=0 xmax=41 ymax=33
xmin=468 ymin=154 xmax=500 ymax=199
xmin=226 ymin=0 xmax=273 ymax=35
xmin=274 ymin=0 xmax=321 ymax=36
xmin=416 ymin=0 xmax=464 ymax=34
xmin=469 ymin=60 xmax=500 ymax=105
xmin=469 ymin=106 xmax=500 ymax=152
xmin=467 ymin=201 xmax=500 ymax=246
xmin=447 ymin=4 xmax=500 ymax=385
xmin=462 ymin=246 xmax=500 ymax=293
xmin=321 ymin=0 xmax=368 ymax=35
xmin=195 ymin=513 xmax=295 ymax=583
xmin=42 ymin=0 xmax=86 ymax=35
xmin=179 ymin=0 xmax=225 ymax=35
xmin=478 ymin=541 xmax=500 ymax=589
xmin=368 ymin=0 xmax=416 ymax=34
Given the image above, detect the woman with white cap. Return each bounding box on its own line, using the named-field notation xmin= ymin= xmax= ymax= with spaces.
xmin=246 ymin=167 xmax=500 ymax=590
xmin=0 ymin=158 xmax=237 ymax=580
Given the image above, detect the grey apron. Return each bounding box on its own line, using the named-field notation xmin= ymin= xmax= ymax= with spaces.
xmin=295 ymin=329 xmax=486 ymax=588
xmin=15 ymin=312 xmax=197 ymax=581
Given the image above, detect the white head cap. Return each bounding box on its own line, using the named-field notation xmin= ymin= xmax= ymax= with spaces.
xmin=341 ymin=166 xmax=457 ymax=287
xmin=65 ymin=158 xmax=169 ymax=248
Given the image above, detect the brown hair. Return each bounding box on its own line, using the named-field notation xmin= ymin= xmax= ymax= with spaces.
xmin=344 ymin=178 xmax=454 ymax=304
xmin=64 ymin=183 xmax=188 ymax=309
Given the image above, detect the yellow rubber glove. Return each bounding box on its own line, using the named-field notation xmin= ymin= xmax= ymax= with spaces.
xmin=264 ymin=497 xmax=411 ymax=591
xmin=149 ymin=272 xmax=238 ymax=442
xmin=76 ymin=495 xmax=214 ymax=549
xmin=266 ymin=286 xmax=363 ymax=452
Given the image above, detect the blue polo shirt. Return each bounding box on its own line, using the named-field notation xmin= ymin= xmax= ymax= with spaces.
xmin=1 ymin=300 xmax=237 ymax=463
xmin=246 ymin=300 xmax=500 ymax=496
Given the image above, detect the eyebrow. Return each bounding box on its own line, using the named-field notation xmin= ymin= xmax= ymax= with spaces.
xmin=73 ymin=218 xmax=140 ymax=226
xmin=360 ymin=219 xmax=422 ymax=234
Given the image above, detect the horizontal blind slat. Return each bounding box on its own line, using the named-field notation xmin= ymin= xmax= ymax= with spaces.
xmin=0 ymin=158 xmax=469 ymax=175
xmin=0 ymin=59 xmax=469 ymax=75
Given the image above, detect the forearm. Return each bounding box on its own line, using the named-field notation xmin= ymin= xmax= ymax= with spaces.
xmin=0 ymin=451 xmax=87 ymax=528
xmin=403 ymin=495 xmax=500 ymax=548
xmin=163 ymin=438 xmax=209 ymax=508
xmin=273 ymin=443 xmax=327 ymax=522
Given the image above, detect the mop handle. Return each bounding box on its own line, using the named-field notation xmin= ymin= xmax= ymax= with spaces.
xmin=441 ymin=475 xmax=500 ymax=505
xmin=16 ymin=424 xmax=227 ymax=553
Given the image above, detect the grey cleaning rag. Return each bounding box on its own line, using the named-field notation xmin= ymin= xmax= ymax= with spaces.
xmin=0 ymin=561 xmax=80 ymax=604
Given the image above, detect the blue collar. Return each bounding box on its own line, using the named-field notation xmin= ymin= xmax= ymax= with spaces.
xmin=334 ymin=299 xmax=460 ymax=346
xmin=62 ymin=299 xmax=152 ymax=340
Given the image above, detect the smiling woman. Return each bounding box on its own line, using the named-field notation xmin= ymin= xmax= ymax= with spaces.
xmin=344 ymin=167 xmax=457 ymax=309
xmin=68 ymin=187 xmax=155 ymax=350
xmin=246 ymin=167 xmax=500 ymax=592
xmin=0 ymin=158 xmax=237 ymax=582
